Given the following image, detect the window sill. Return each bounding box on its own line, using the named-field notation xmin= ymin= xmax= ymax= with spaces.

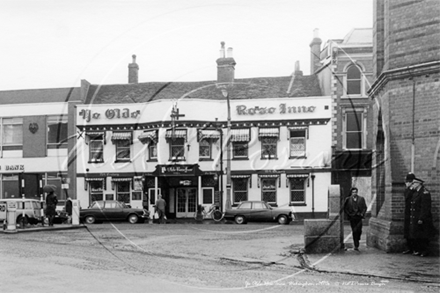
xmin=169 ymin=156 xmax=185 ymax=162
xmin=289 ymin=156 xmax=306 ymax=159
xmin=88 ymin=160 xmax=104 ymax=164
xmin=261 ymin=156 xmax=278 ymax=160
xmin=114 ymin=159 xmax=132 ymax=163
xmin=199 ymin=158 xmax=213 ymax=161
xmin=232 ymin=157 xmax=249 ymax=161
xmin=290 ymin=203 xmax=306 ymax=206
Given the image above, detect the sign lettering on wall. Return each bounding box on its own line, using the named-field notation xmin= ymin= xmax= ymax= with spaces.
xmin=0 ymin=165 xmax=25 ymax=171
xmin=236 ymin=103 xmax=316 ymax=115
xmin=79 ymin=108 xmax=141 ymax=122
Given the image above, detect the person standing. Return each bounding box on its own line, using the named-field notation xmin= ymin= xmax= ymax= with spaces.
xmin=45 ymin=186 xmax=58 ymax=227
xmin=344 ymin=187 xmax=367 ymax=251
xmin=408 ymin=176 xmax=434 ymax=257
xmin=402 ymin=173 xmax=416 ymax=254
xmin=65 ymin=197 xmax=73 ymax=224
xmin=155 ymin=195 xmax=167 ymax=224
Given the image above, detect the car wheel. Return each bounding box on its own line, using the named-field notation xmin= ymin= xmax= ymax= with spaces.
xmin=128 ymin=214 xmax=139 ymax=224
xmin=85 ymin=216 xmax=96 ymax=224
xmin=278 ymin=215 xmax=288 ymax=225
xmin=235 ymin=215 xmax=245 ymax=225
xmin=16 ymin=216 xmax=28 ymax=228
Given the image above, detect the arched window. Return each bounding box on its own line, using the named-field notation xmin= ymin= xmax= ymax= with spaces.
xmin=346 ymin=65 xmax=361 ymax=95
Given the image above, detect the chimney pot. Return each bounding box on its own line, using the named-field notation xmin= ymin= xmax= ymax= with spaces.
xmin=227 ymin=47 xmax=233 ymax=58
xmin=216 ymin=42 xmax=236 ymax=83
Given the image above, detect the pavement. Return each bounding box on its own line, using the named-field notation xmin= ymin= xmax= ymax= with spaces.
xmin=2 ymin=220 xmax=439 ymax=286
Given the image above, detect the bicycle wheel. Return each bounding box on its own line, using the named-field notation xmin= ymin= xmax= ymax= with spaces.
xmin=212 ymin=210 xmax=223 ymax=222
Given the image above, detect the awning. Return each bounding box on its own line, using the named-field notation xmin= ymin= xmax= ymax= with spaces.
xmin=231 ymin=174 xmax=251 ymax=179
xmin=258 ymin=174 xmax=280 ymax=178
xmin=86 ymin=131 xmax=105 ymax=137
xmin=230 ymin=129 xmax=250 ymax=142
xmin=286 ymin=173 xmax=309 ymax=178
xmin=84 ymin=177 xmax=105 ymax=182
xmin=138 ymin=130 xmax=157 ymax=144
xmin=258 ymin=128 xmax=279 ymax=138
xmin=165 ymin=129 xmax=187 ymax=139
xmin=198 ymin=130 xmax=220 ymax=141
xmin=111 ymin=177 xmax=132 ymax=182
xmin=111 ymin=132 xmax=132 ymax=141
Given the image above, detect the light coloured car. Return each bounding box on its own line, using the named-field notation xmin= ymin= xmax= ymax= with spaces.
xmin=224 ymin=201 xmax=294 ymax=225
xmin=0 ymin=198 xmax=44 ymax=227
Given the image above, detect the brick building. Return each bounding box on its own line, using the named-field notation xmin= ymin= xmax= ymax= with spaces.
xmin=367 ymin=0 xmax=440 ymax=252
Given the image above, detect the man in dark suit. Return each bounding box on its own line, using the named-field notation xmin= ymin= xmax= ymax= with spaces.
xmin=402 ymin=173 xmax=416 ymax=254
xmin=344 ymin=187 xmax=367 ymax=251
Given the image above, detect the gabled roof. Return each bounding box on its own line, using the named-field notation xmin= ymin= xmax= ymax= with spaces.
xmin=85 ymin=75 xmax=322 ymax=104
xmin=0 ymin=87 xmax=81 ymax=104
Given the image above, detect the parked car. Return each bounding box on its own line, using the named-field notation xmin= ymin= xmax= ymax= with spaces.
xmin=224 ymin=201 xmax=294 ymax=225
xmin=0 ymin=198 xmax=44 ymax=227
xmin=80 ymin=200 xmax=149 ymax=224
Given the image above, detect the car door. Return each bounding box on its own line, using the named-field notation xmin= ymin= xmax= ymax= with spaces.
xmin=235 ymin=202 xmax=252 ymax=219
xmin=103 ymin=201 xmax=124 ymax=220
xmin=250 ymin=202 xmax=272 ymax=221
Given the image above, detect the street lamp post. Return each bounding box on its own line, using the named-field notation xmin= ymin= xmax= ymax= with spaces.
xmin=221 ymin=88 xmax=232 ymax=210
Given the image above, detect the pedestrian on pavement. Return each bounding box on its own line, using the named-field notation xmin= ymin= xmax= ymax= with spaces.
xmin=408 ymin=176 xmax=434 ymax=257
xmin=65 ymin=197 xmax=73 ymax=224
xmin=344 ymin=187 xmax=367 ymax=251
xmin=155 ymin=194 xmax=167 ymax=224
xmin=44 ymin=185 xmax=58 ymax=227
xmin=402 ymin=173 xmax=416 ymax=254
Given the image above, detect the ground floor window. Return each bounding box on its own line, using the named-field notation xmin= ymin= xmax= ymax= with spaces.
xmin=289 ymin=178 xmax=306 ymax=204
xmin=202 ymin=187 xmax=214 ymax=204
xmin=1 ymin=174 xmax=20 ymax=198
xmin=232 ymin=178 xmax=248 ymax=203
xmin=116 ymin=181 xmax=130 ymax=203
xmin=261 ymin=178 xmax=277 ymax=203
xmin=89 ymin=180 xmax=104 ymax=202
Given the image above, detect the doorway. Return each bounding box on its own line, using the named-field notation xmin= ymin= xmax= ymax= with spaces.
xmin=176 ymin=188 xmax=197 ymax=218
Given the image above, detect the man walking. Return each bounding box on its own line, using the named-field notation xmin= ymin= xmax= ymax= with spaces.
xmin=344 ymin=187 xmax=367 ymax=251
xmin=155 ymin=194 xmax=167 ymax=224
xmin=403 ymin=173 xmax=416 ymax=254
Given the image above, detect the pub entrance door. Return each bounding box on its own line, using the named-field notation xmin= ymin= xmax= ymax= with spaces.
xmin=176 ymin=188 xmax=197 ymax=218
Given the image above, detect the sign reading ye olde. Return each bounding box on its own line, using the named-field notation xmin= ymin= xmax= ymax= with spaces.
xmin=79 ymin=108 xmax=141 ymax=122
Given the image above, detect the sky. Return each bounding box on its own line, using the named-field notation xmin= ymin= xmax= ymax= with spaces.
xmin=0 ymin=0 xmax=373 ymax=91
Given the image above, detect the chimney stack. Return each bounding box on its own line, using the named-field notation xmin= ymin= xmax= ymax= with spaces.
xmin=216 ymin=42 xmax=236 ymax=83
xmin=128 ymin=54 xmax=139 ymax=84
xmin=294 ymin=60 xmax=303 ymax=76
xmin=309 ymin=28 xmax=322 ymax=74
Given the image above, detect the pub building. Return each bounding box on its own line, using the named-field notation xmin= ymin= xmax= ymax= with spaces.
xmin=76 ymin=83 xmax=332 ymax=219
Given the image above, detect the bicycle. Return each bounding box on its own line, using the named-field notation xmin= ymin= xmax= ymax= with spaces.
xmin=193 ymin=204 xmax=224 ymax=222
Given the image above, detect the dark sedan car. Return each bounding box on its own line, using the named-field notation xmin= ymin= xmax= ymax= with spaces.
xmin=80 ymin=200 xmax=149 ymax=224
xmin=224 ymin=201 xmax=294 ymax=225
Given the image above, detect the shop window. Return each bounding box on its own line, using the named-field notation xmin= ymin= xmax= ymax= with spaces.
xmin=132 ymin=177 xmax=143 ymax=201
xmin=90 ymin=180 xmax=104 ymax=202
xmin=202 ymin=188 xmax=214 ymax=204
xmin=232 ymin=142 xmax=248 ymax=159
xmin=149 ymin=142 xmax=158 ymax=160
xmin=2 ymin=118 xmax=23 ymax=148
xmin=47 ymin=116 xmax=68 ymax=147
xmin=199 ymin=139 xmax=211 ymax=159
xmin=344 ymin=110 xmax=364 ymax=150
xmin=89 ymin=136 xmax=104 ymax=163
xmin=261 ymin=178 xmax=277 ymax=203
xmin=346 ymin=65 xmax=361 ymax=95
xmin=261 ymin=138 xmax=277 ymax=159
xmin=232 ymin=178 xmax=248 ymax=203
xmin=2 ymin=174 xmax=20 ymax=198
xmin=169 ymin=138 xmax=185 ymax=161
xmin=116 ymin=181 xmax=130 ymax=203
xmin=289 ymin=129 xmax=306 ymax=158
xmin=290 ymin=178 xmax=306 ymax=204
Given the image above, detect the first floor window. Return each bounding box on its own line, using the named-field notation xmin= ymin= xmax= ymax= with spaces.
xmin=116 ymin=140 xmax=131 ymax=161
xmin=149 ymin=142 xmax=157 ymax=160
xmin=170 ymin=138 xmax=185 ymax=160
xmin=346 ymin=64 xmax=362 ymax=95
xmin=261 ymin=138 xmax=277 ymax=159
xmin=290 ymin=129 xmax=306 ymax=157
xmin=233 ymin=142 xmax=248 ymax=159
xmin=233 ymin=178 xmax=248 ymax=203
xmin=2 ymin=117 xmax=23 ymax=146
xmin=90 ymin=138 xmax=104 ymax=163
xmin=116 ymin=181 xmax=130 ymax=203
xmin=261 ymin=178 xmax=277 ymax=203
xmin=345 ymin=110 xmax=364 ymax=149
xmin=199 ymin=139 xmax=211 ymax=159
xmin=290 ymin=179 xmax=306 ymax=203
xmin=47 ymin=115 xmax=68 ymax=145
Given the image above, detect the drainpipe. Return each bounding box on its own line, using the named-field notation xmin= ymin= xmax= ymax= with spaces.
xmin=411 ymin=77 xmax=416 ymax=173
xmin=311 ymin=174 xmax=316 ymax=218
